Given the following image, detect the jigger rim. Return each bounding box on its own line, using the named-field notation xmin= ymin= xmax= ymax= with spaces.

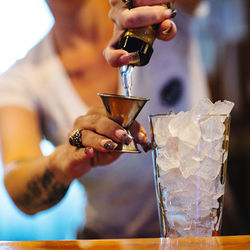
xmin=98 ymin=93 xmax=149 ymax=101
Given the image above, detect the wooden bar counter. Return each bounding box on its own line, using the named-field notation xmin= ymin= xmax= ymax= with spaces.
xmin=0 ymin=235 xmax=249 ymax=249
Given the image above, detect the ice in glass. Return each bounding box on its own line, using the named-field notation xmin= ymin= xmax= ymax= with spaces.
xmin=149 ymin=98 xmax=234 ymax=237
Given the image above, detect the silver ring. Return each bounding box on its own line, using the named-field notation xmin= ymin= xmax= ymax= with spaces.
xmin=69 ymin=129 xmax=84 ymax=148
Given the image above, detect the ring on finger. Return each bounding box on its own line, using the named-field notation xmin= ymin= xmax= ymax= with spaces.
xmin=69 ymin=129 xmax=84 ymax=148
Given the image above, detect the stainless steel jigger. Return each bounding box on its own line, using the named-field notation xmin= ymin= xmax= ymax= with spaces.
xmin=98 ymin=93 xmax=149 ymax=153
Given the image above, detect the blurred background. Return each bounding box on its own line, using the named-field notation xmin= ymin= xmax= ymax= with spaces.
xmin=0 ymin=0 xmax=86 ymax=240
xmin=193 ymin=0 xmax=250 ymax=235
xmin=0 ymin=0 xmax=249 ymax=240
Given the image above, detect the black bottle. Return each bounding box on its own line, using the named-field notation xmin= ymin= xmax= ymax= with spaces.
xmin=119 ymin=2 xmax=173 ymax=66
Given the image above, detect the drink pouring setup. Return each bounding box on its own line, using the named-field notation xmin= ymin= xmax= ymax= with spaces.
xmin=98 ymin=1 xmax=235 ymax=238
xmin=98 ymin=1 xmax=174 ymax=153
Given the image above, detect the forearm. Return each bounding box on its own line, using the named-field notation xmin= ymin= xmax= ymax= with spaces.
xmin=4 ymin=146 xmax=72 ymax=215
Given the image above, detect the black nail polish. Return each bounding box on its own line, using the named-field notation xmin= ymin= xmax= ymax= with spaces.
xmin=142 ymin=142 xmax=153 ymax=152
xmin=104 ymin=141 xmax=116 ymax=151
xmin=171 ymin=9 xmax=177 ymax=19
xmin=122 ymin=133 xmax=133 ymax=145
xmin=84 ymin=147 xmax=91 ymax=154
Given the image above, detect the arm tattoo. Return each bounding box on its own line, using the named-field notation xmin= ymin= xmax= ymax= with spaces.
xmin=14 ymin=169 xmax=69 ymax=212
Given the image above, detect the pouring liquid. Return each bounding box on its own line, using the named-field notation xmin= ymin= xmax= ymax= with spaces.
xmin=120 ymin=65 xmax=134 ymax=97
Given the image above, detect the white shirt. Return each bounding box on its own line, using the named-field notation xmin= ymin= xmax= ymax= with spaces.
xmin=0 ymin=10 xmax=209 ymax=238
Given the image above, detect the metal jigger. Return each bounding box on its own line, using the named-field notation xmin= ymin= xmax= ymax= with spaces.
xmin=98 ymin=93 xmax=149 ymax=153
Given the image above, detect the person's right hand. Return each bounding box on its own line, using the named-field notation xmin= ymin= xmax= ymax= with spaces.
xmin=104 ymin=0 xmax=177 ymax=67
xmin=53 ymin=107 xmax=151 ymax=180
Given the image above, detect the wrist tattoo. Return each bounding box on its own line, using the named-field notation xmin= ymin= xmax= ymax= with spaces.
xmin=14 ymin=169 xmax=69 ymax=212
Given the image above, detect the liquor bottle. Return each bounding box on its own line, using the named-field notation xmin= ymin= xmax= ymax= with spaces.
xmin=119 ymin=2 xmax=174 ymax=96
xmin=119 ymin=2 xmax=174 ymax=66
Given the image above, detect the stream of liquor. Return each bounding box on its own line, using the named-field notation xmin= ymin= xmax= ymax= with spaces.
xmin=120 ymin=65 xmax=134 ymax=97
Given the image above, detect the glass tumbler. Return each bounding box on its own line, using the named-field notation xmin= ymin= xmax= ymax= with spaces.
xmin=149 ymin=113 xmax=231 ymax=237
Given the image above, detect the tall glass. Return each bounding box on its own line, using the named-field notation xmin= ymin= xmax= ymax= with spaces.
xmin=149 ymin=113 xmax=231 ymax=237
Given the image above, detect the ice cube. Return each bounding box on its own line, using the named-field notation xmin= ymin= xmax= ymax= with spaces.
xmin=193 ymin=139 xmax=211 ymax=161
xmin=199 ymin=195 xmax=220 ymax=210
xmin=153 ymin=116 xmax=171 ymax=147
xmin=199 ymin=157 xmax=222 ymax=180
xmin=210 ymin=100 xmax=235 ymax=115
xmin=160 ymin=168 xmax=183 ymax=192
xmin=206 ymin=138 xmax=224 ymax=161
xmin=156 ymin=147 xmax=179 ymax=172
xmin=167 ymin=214 xmax=189 ymax=229
xmin=192 ymin=98 xmax=214 ymax=116
xmin=169 ymin=111 xmax=201 ymax=147
xmin=176 ymin=141 xmax=199 ymax=178
xmin=164 ymin=136 xmax=179 ymax=160
xmin=180 ymin=155 xmax=200 ymax=179
xmin=200 ymin=116 xmax=225 ymax=141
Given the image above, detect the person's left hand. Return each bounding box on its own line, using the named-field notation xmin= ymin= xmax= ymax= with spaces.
xmin=63 ymin=106 xmax=152 ymax=179
xmin=103 ymin=0 xmax=177 ymax=67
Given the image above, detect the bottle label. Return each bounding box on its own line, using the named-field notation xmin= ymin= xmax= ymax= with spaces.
xmin=124 ymin=26 xmax=156 ymax=45
xmin=123 ymin=2 xmax=173 ymax=45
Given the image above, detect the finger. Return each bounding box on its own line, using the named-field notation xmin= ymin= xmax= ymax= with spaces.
xmin=103 ymin=28 xmax=141 ymax=67
xmin=65 ymin=146 xmax=95 ymax=178
xmin=91 ymin=151 xmax=122 ymax=167
xmin=156 ymin=20 xmax=177 ymax=41
xmin=119 ymin=6 xmax=173 ymax=28
xmin=129 ymin=121 xmax=153 ymax=152
xmin=74 ymin=115 xmax=133 ymax=145
xmin=81 ymin=130 xmax=118 ymax=152
xmin=104 ymin=46 xmax=141 ymax=67
xmin=103 ymin=27 xmax=129 ymax=67
xmin=104 ymin=45 xmax=129 ymax=67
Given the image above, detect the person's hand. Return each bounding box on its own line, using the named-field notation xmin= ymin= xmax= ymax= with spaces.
xmin=56 ymin=107 xmax=151 ymax=179
xmin=104 ymin=0 xmax=177 ymax=67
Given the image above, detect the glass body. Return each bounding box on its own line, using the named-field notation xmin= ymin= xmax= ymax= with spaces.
xmin=149 ymin=113 xmax=231 ymax=237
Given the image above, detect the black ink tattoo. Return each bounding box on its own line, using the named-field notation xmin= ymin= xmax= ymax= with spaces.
xmin=44 ymin=183 xmax=69 ymax=206
xmin=14 ymin=169 xmax=69 ymax=212
xmin=27 ymin=180 xmax=42 ymax=197
xmin=15 ymin=193 xmax=32 ymax=208
xmin=40 ymin=169 xmax=54 ymax=189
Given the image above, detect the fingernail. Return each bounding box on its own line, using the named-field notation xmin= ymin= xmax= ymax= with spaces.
xmin=165 ymin=9 xmax=172 ymax=18
xmin=137 ymin=132 xmax=146 ymax=142
xmin=120 ymin=52 xmax=140 ymax=65
xmin=170 ymin=9 xmax=177 ymax=19
xmin=162 ymin=23 xmax=173 ymax=35
xmin=142 ymin=141 xmax=153 ymax=152
xmin=84 ymin=147 xmax=93 ymax=155
xmin=123 ymin=133 xmax=133 ymax=145
xmin=136 ymin=132 xmax=152 ymax=151
xmin=115 ymin=129 xmax=133 ymax=145
xmin=103 ymin=140 xmax=117 ymax=151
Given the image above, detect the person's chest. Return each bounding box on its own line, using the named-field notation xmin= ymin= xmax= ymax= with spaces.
xmin=61 ymin=44 xmax=118 ymax=107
